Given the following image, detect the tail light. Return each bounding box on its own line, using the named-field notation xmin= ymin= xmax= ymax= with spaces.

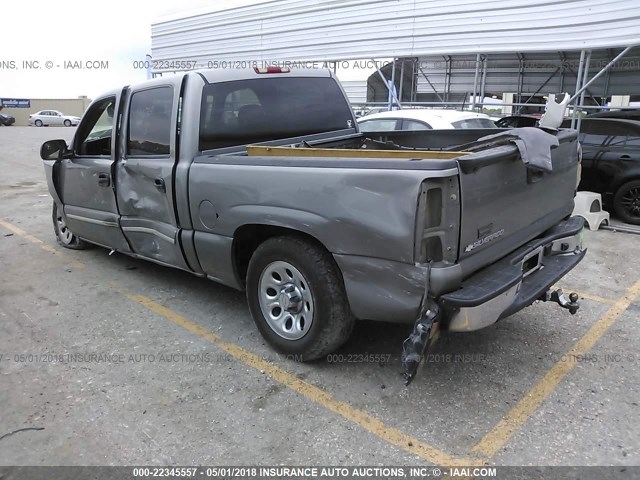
xmin=415 ymin=177 xmax=460 ymax=264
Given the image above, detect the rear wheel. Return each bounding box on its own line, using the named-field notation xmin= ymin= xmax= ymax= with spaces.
xmin=52 ymin=202 xmax=90 ymax=249
xmin=35 ymin=119 xmax=43 ymax=127
xmin=613 ymin=180 xmax=640 ymax=225
xmin=246 ymin=236 xmax=354 ymax=361
xmin=64 ymin=119 xmax=71 ymax=127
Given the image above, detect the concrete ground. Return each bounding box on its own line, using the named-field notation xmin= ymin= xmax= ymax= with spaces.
xmin=0 ymin=126 xmax=639 ymax=468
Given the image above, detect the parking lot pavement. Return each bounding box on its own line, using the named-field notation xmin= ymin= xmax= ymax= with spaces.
xmin=1 ymin=127 xmax=639 ymax=466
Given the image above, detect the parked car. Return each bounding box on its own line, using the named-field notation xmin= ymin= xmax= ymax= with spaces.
xmin=39 ymin=68 xmax=584 ymax=379
xmin=29 ymin=110 xmax=81 ymax=127
xmin=0 ymin=113 xmax=15 ymax=126
xmin=357 ymin=109 xmax=497 ymax=131
xmin=587 ymin=109 xmax=640 ymax=122
xmin=562 ymin=117 xmax=640 ymax=225
xmin=494 ymin=114 xmax=541 ymax=128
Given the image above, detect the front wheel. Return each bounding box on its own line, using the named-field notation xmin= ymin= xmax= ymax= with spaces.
xmin=613 ymin=180 xmax=640 ymax=225
xmin=64 ymin=119 xmax=71 ymax=127
xmin=52 ymin=202 xmax=90 ymax=249
xmin=246 ymin=236 xmax=354 ymax=361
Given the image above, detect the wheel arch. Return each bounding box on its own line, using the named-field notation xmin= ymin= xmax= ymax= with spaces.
xmin=232 ymin=224 xmax=333 ymax=288
xmin=612 ymin=170 xmax=640 ymax=194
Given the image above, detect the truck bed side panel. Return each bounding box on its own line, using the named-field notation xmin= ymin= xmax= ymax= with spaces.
xmin=188 ymin=158 xmax=458 ymax=265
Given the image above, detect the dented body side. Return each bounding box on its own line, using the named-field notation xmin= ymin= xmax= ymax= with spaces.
xmin=187 ymin=157 xmax=460 ymax=322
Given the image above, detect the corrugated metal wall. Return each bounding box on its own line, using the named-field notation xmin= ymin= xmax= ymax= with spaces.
xmin=340 ymin=81 xmax=369 ymax=104
xmin=151 ymin=0 xmax=640 ymax=71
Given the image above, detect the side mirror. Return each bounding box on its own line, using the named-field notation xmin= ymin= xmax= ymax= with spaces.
xmin=41 ymin=139 xmax=69 ymax=161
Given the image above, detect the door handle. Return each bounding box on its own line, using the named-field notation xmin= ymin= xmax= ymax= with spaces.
xmin=97 ymin=172 xmax=111 ymax=187
xmin=154 ymin=177 xmax=166 ymax=192
xmin=620 ymin=155 xmax=631 ymax=159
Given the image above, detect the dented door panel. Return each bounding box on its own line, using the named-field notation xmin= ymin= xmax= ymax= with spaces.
xmin=114 ymin=77 xmax=188 ymax=270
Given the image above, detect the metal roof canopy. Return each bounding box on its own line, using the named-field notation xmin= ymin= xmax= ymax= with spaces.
xmin=151 ymin=0 xmax=640 ymax=126
xmin=365 ymin=47 xmax=640 ymax=113
xmin=410 ymin=50 xmax=640 ymax=97
xmin=364 ymin=48 xmax=640 ymax=132
xmin=152 ymin=0 xmax=640 ymax=63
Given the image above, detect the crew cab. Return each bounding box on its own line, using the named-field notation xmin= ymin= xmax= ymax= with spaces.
xmin=40 ymin=68 xmax=585 ymax=379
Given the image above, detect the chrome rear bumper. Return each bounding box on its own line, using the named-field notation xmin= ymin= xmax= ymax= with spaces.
xmin=440 ymin=216 xmax=586 ymax=332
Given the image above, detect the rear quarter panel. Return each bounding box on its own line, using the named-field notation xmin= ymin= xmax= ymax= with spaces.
xmin=188 ymin=157 xmax=457 ymax=263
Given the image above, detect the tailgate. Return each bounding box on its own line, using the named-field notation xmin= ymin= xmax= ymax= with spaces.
xmin=456 ymin=129 xmax=579 ymax=270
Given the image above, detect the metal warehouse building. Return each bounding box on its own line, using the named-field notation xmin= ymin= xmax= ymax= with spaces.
xmin=151 ymin=0 xmax=640 ymax=114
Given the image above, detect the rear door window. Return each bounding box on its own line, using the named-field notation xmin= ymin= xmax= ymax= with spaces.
xmin=580 ymin=120 xmax=630 ymax=147
xmin=199 ymin=77 xmax=355 ymax=151
xmin=625 ymin=135 xmax=640 ymax=147
xmin=358 ymin=119 xmax=400 ymax=132
xmin=128 ymin=87 xmax=173 ymax=156
xmin=451 ymin=118 xmax=497 ymax=129
xmin=401 ymin=119 xmax=432 ymax=130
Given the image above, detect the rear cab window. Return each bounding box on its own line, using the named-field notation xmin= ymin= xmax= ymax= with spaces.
xmin=199 ymin=77 xmax=354 ymax=151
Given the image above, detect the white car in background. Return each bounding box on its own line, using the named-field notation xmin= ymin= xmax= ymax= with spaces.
xmin=357 ymin=109 xmax=498 ymax=131
xmin=29 ymin=110 xmax=81 ymax=127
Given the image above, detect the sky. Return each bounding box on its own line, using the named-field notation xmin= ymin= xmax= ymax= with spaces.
xmin=1 ymin=0 xmax=267 ymax=99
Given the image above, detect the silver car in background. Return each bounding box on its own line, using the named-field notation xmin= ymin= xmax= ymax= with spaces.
xmin=357 ymin=109 xmax=498 ymax=131
xmin=29 ymin=110 xmax=81 ymax=127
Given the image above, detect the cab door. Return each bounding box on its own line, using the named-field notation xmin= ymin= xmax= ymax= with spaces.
xmin=114 ymin=80 xmax=189 ymax=269
xmin=58 ymin=93 xmax=131 ymax=251
xmin=52 ymin=111 xmax=64 ymax=125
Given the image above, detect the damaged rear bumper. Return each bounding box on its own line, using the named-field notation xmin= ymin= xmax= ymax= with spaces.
xmin=439 ymin=216 xmax=586 ymax=332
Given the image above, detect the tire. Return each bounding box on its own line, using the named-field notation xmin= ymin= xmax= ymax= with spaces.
xmin=613 ymin=180 xmax=640 ymax=225
xmin=246 ymin=236 xmax=355 ymax=361
xmin=52 ymin=202 xmax=90 ymax=250
xmin=64 ymin=119 xmax=71 ymax=127
xmin=35 ymin=119 xmax=43 ymax=127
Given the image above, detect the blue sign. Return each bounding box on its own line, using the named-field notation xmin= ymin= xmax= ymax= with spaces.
xmin=1 ymin=98 xmax=31 ymax=108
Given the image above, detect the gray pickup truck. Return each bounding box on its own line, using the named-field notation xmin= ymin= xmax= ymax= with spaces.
xmin=40 ymin=68 xmax=585 ymax=382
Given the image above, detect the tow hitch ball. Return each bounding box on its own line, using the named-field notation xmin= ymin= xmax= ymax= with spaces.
xmin=542 ymin=289 xmax=580 ymax=314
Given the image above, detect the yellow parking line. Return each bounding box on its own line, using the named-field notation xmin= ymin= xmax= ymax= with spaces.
xmin=0 ymin=218 xmax=84 ymax=269
xmin=0 ymin=218 xmax=474 ymax=466
xmin=7 ymin=217 xmax=635 ymax=463
xmin=127 ymin=294 xmax=221 ymax=344
xmin=472 ymin=279 xmax=640 ymax=458
xmin=553 ymin=284 xmax=616 ymax=305
xmin=572 ymin=291 xmax=616 ymax=305
xmin=126 ymin=292 xmax=478 ymax=467
xmin=0 ymin=219 xmax=58 ymax=254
